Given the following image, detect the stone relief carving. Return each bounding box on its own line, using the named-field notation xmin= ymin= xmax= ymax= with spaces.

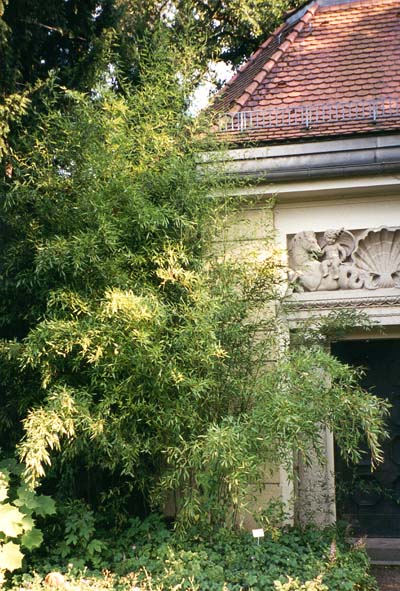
xmin=352 ymin=227 xmax=400 ymax=289
xmin=288 ymin=226 xmax=400 ymax=292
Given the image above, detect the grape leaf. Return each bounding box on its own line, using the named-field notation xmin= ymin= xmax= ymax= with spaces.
xmin=15 ymin=487 xmax=56 ymax=516
xmin=0 ymin=458 xmax=17 ymax=473
xmin=34 ymin=495 xmax=56 ymax=517
xmin=0 ymin=484 xmax=8 ymax=503
xmin=0 ymin=471 xmax=9 ymax=503
xmin=0 ymin=541 xmax=24 ymax=571
xmin=0 ymin=504 xmax=25 ymax=537
xmin=21 ymin=527 xmax=43 ymax=550
xmin=21 ymin=514 xmax=34 ymax=532
xmin=15 ymin=486 xmax=38 ymax=511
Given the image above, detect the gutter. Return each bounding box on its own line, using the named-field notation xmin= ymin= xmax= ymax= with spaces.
xmin=203 ymin=134 xmax=400 ymax=183
xmin=232 ymin=160 xmax=400 ymax=182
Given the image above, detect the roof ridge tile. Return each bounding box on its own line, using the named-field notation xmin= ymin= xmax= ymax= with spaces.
xmin=229 ymin=2 xmax=320 ymax=112
xmin=213 ymin=0 xmax=400 ymax=143
xmin=219 ymin=22 xmax=287 ymax=93
xmin=210 ymin=21 xmax=289 ymax=110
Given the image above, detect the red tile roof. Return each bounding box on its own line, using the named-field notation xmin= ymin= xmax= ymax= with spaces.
xmin=213 ymin=0 xmax=400 ymax=144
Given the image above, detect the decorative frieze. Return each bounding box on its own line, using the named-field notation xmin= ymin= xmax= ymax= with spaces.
xmin=288 ymin=226 xmax=400 ymax=292
xmin=287 ymin=293 xmax=400 ymax=311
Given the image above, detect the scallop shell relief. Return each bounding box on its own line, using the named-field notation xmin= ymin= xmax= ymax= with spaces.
xmin=352 ymin=227 xmax=400 ymax=289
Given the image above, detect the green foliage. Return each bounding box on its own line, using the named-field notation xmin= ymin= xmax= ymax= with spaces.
xmin=0 ymin=36 xmax=389 ymax=529
xmin=0 ymin=459 xmax=55 ymax=575
xmin=45 ymin=500 xmax=107 ymax=570
xmin=0 ymin=90 xmax=31 ymax=158
xmin=153 ymin=339 xmax=388 ymax=527
xmin=0 ymin=1 xmax=389 ymax=535
xmin=118 ymin=0 xmax=302 ymax=69
xmin=0 ymin=0 xmax=303 ymax=98
xmin=0 ymin=0 xmax=120 ymax=94
xmin=11 ymin=519 xmax=378 ymax=591
xmin=173 ymin=0 xmax=301 ymax=65
xmin=0 ymin=36 xmax=242 ymax=522
xmin=289 ymin=309 xmax=377 ymax=349
xmin=274 ymin=576 xmax=328 ymax=591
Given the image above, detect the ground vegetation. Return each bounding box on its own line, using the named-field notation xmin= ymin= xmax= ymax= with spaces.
xmin=0 ymin=1 xmax=389 ymax=589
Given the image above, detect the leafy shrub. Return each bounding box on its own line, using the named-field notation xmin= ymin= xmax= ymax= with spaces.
xmin=16 ymin=516 xmax=377 ymax=591
xmin=274 ymin=576 xmax=328 ymax=591
xmin=0 ymin=37 xmax=388 ymax=531
xmin=0 ymin=458 xmax=55 ymax=579
xmin=45 ymin=499 xmax=107 ymax=570
xmin=114 ymin=522 xmax=377 ymax=591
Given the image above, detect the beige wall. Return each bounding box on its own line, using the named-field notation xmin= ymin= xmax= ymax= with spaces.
xmin=274 ymin=193 xmax=400 ymax=253
xmin=220 ymin=175 xmax=400 ymax=527
xmin=274 ymin=183 xmax=400 ymax=526
xmin=217 ymin=202 xmax=294 ymax=528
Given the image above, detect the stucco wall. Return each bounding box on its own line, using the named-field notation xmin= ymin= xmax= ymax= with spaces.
xmin=219 ymin=174 xmax=400 ymax=527
xmin=275 ymin=185 xmax=400 ymax=525
xmin=217 ymin=202 xmax=294 ymax=528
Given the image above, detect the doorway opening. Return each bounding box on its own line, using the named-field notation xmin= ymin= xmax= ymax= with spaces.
xmin=332 ymin=339 xmax=400 ymax=537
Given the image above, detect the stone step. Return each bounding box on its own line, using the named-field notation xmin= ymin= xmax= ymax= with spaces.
xmin=364 ymin=538 xmax=400 ymax=564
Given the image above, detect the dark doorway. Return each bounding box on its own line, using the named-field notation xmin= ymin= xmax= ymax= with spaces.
xmin=332 ymin=339 xmax=400 ymax=537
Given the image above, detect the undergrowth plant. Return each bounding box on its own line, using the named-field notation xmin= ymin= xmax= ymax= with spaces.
xmin=48 ymin=500 xmax=107 ymax=570
xmin=0 ymin=458 xmax=55 ymax=581
xmin=9 ymin=517 xmax=378 ymax=591
xmin=0 ymin=28 xmax=389 ymax=531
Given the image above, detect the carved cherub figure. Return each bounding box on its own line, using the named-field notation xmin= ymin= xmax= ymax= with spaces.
xmin=321 ymin=228 xmax=346 ymax=280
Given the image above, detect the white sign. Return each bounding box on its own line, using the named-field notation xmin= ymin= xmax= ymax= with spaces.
xmin=252 ymin=528 xmax=264 ymax=538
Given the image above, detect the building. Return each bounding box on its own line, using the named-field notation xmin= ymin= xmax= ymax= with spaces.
xmin=211 ymin=0 xmax=400 ymax=549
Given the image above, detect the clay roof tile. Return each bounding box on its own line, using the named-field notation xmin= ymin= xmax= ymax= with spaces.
xmin=213 ymin=0 xmax=400 ymax=143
